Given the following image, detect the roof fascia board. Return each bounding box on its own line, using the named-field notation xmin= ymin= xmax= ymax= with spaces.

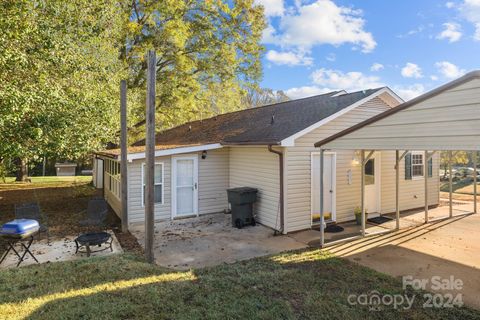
xmin=280 ymin=87 xmax=398 ymax=147
xmin=125 ymin=143 xmax=223 ymax=161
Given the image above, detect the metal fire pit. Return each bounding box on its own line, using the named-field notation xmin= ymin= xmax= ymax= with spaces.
xmin=75 ymin=232 xmax=113 ymax=257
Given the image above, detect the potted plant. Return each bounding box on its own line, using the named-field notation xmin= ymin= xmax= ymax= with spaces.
xmin=354 ymin=206 xmax=368 ymax=225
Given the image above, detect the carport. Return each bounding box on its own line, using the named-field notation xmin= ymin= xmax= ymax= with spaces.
xmin=315 ymin=71 xmax=480 ymax=247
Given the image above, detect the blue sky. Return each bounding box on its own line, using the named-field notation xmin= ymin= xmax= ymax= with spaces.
xmin=256 ymin=0 xmax=480 ymax=100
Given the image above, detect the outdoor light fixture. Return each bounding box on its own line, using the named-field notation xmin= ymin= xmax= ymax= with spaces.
xmin=202 ymin=150 xmax=207 ymax=159
xmin=352 ymin=151 xmax=361 ymax=166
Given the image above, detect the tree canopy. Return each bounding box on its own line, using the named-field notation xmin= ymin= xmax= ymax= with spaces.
xmin=0 ymin=0 xmax=267 ymax=179
xmin=123 ymin=0 xmax=266 ymax=128
xmin=0 ymin=0 xmax=126 ymax=176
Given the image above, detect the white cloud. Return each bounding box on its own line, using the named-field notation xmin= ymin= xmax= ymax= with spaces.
xmin=264 ymin=0 xmax=376 ymax=53
xmin=284 ymin=86 xmax=333 ymax=99
xmin=255 ymin=0 xmax=285 ymax=17
xmin=311 ymin=68 xmax=384 ymax=91
xmin=370 ymin=63 xmax=384 ymax=72
xmin=393 ymin=84 xmax=425 ymax=101
xmin=397 ymin=25 xmax=426 ymax=38
xmin=285 ymin=68 xmax=384 ymax=99
xmin=475 ymin=22 xmax=480 ymax=40
xmin=458 ymin=0 xmax=480 ymax=40
xmin=437 ymin=22 xmax=463 ymax=42
xmin=430 ymin=75 xmax=439 ymax=81
xmin=265 ymin=50 xmax=313 ymax=66
xmin=435 ymin=61 xmax=466 ymax=78
xmin=326 ymin=53 xmax=336 ymax=62
xmin=401 ymin=63 xmax=423 ymax=78
xmin=446 ymin=1 xmax=456 ymax=8
xmin=262 ymin=24 xmax=278 ymax=43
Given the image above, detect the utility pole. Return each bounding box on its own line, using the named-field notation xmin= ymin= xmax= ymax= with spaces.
xmin=120 ymin=80 xmax=129 ymax=233
xmin=145 ymin=50 xmax=156 ymax=263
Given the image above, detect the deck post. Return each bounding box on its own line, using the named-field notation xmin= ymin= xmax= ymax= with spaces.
xmin=145 ymin=50 xmax=156 ymax=263
xmin=120 ymin=80 xmax=128 ymax=233
xmin=395 ymin=150 xmax=400 ymax=230
xmin=449 ymin=151 xmax=453 ymax=218
xmin=319 ymin=149 xmax=325 ymax=247
xmin=361 ymin=150 xmax=366 ymax=237
xmin=424 ymin=150 xmax=429 ymax=223
xmin=474 ymin=151 xmax=477 ymax=214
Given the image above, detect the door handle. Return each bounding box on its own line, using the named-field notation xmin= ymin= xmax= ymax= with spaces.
xmin=194 ymin=183 xmax=198 ymax=189
xmin=329 ymin=190 xmax=333 ymax=193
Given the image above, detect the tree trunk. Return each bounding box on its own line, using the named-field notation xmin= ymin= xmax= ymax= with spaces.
xmin=15 ymin=158 xmax=28 ymax=182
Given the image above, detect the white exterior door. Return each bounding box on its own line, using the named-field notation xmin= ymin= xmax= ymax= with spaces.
xmin=172 ymin=156 xmax=198 ymax=217
xmin=364 ymin=153 xmax=381 ymax=213
xmin=312 ymin=152 xmax=336 ymax=222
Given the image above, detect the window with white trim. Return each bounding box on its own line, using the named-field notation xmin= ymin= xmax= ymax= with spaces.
xmin=411 ymin=152 xmax=424 ymax=178
xmin=105 ymin=159 xmax=121 ymax=199
xmin=142 ymin=163 xmax=164 ymax=204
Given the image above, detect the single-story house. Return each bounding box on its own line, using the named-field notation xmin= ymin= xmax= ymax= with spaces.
xmin=314 ymin=70 xmax=480 ymax=245
xmin=93 ymin=86 xmax=440 ymax=234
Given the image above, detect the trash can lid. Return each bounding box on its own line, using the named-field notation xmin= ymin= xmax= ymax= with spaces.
xmin=227 ymin=187 xmax=258 ymax=193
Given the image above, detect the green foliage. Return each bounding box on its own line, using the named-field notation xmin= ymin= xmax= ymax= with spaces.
xmin=354 ymin=206 xmax=368 ymax=216
xmin=124 ymin=0 xmax=266 ymax=128
xmin=440 ymin=151 xmax=471 ymax=178
xmin=0 ymin=0 xmax=266 ymax=174
xmin=0 ymin=1 xmax=126 ymax=163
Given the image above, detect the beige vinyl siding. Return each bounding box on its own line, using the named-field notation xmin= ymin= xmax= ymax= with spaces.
xmin=198 ymin=148 xmax=229 ymax=215
xmin=285 ymin=97 xmax=395 ymax=232
xmin=229 ymin=146 xmax=281 ymax=230
xmin=126 ymin=149 xmax=229 ymax=226
xmin=323 ymin=78 xmax=480 ymax=150
xmin=127 ymin=156 xmax=171 ymax=225
xmin=380 ymin=151 xmax=439 ymax=213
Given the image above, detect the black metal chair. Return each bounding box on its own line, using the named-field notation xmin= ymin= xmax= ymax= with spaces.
xmin=79 ymin=198 xmax=108 ymax=229
xmin=14 ymin=202 xmax=50 ymax=244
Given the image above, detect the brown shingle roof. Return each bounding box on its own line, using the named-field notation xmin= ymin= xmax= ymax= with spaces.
xmin=130 ymin=88 xmax=383 ymax=150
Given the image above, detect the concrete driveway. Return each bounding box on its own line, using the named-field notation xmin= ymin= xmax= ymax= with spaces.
xmin=131 ymin=213 xmax=308 ymax=270
xmin=328 ymin=213 xmax=480 ymax=309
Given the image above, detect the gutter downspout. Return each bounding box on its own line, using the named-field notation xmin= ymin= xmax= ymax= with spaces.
xmin=268 ymin=145 xmax=284 ymax=234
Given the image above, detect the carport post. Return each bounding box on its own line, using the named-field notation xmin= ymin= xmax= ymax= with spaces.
xmin=449 ymin=151 xmax=453 ymax=218
xmin=474 ymin=151 xmax=477 ymax=214
xmin=361 ymin=150 xmax=366 ymax=237
xmin=395 ymin=150 xmax=400 ymax=230
xmin=120 ymin=80 xmax=128 ymax=233
xmin=319 ymin=149 xmax=325 ymax=247
xmin=144 ymin=49 xmax=156 ymax=264
xmin=424 ymin=150 xmax=429 ymax=223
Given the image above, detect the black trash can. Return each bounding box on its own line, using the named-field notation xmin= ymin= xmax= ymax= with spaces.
xmin=227 ymin=187 xmax=258 ymax=229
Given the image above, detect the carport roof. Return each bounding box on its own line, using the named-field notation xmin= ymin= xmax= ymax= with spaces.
xmin=315 ymin=70 xmax=480 ymax=151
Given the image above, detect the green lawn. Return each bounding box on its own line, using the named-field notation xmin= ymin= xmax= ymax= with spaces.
xmin=1 ymin=176 xmax=479 ymax=319
xmin=1 ymin=252 xmax=479 ymax=320
xmin=1 ymin=176 xmax=92 ymax=187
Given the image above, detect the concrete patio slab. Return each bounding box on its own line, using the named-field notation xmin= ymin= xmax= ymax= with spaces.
xmin=0 ymin=230 xmax=123 ymax=269
xmin=131 ymin=213 xmax=308 ymax=270
xmin=328 ymin=212 xmax=480 ymax=309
